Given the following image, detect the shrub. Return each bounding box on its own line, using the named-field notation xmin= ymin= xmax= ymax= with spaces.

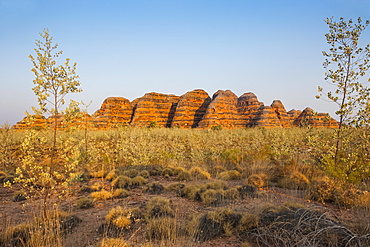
xmin=224 ymin=187 xmax=241 ymax=201
xmin=165 ymin=182 xmax=185 ymax=193
xmin=145 ymin=196 xmax=174 ymax=219
xmin=105 ymin=169 xmax=117 ymax=181
xmin=91 ymin=189 xmax=113 ymax=201
xmin=112 ymin=189 xmax=129 ymax=198
xmin=131 ymin=176 xmax=146 ymax=187
xmin=123 ymin=169 xmax=139 ymax=178
xmin=201 ymin=189 xmax=225 ymax=207
xmin=112 ymin=176 xmax=132 ymax=189
xmin=100 ymin=238 xmax=130 ymax=247
xmin=217 ymin=170 xmax=242 ymax=180
xmin=144 ymin=182 xmax=164 ymax=194
xmin=307 ymin=177 xmax=337 ymax=203
xmin=177 ymin=170 xmax=192 ymax=181
xmin=90 ymin=170 xmax=106 ymax=178
xmin=238 ymin=213 xmax=259 ymax=231
xmin=187 ymin=208 xmax=243 ymax=241
xmin=212 ymin=165 xmax=227 ymax=175
xmin=278 ymin=171 xmax=310 ymax=190
xmin=162 ymin=167 xmax=175 ymax=176
xmin=246 ymin=174 xmax=265 ymax=188
xmin=90 ymin=183 xmax=103 ymax=191
xmin=189 ymin=166 xmax=211 ymax=180
xmin=139 ymin=170 xmax=150 ymax=178
xmin=172 ymin=166 xmax=186 ymax=175
xmin=146 ymin=217 xmax=179 ymax=240
xmin=76 ymin=197 xmax=94 ymax=209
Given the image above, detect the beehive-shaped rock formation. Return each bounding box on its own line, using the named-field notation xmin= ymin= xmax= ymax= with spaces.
xmin=171 ymin=89 xmax=211 ymax=128
xmin=197 ymin=90 xmax=240 ymax=129
xmin=237 ymin=92 xmax=264 ymax=127
xmin=293 ymin=107 xmax=339 ymax=128
xmin=12 ymin=89 xmax=339 ymax=130
xmin=12 ymin=115 xmax=48 ymax=130
xmin=270 ymin=100 xmax=292 ymax=128
xmin=251 ymin=106 xmax=283 ymax=128
xmin=92 ymin=97 xmax=133 ymax=129
xmin=131 ymin=92 xmax=180 ymax=127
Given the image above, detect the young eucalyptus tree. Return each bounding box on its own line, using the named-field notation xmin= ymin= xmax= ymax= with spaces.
xmin=26 ymin=29 xmax=82 ymax=211
xmin=29 ymin=29 xmax=82 ymax=161
xmin=317 ymin=17 xmax=370 ymax=181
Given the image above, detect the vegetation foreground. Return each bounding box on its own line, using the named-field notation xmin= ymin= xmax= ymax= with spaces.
xmin=0 ymin=127 xmax=370 ymax=247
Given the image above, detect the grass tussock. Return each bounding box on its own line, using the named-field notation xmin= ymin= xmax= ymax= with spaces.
xmin=100 ymin=237 xmax=130 ymax=247
xmin=217 ymin=170 xmax=242 ymax=180
xmin=76 ymin=197 xmax=94 ymax=209
xmin=90 ymin=189 xmax=113 ymax=201
xmin=145 ymin=196 xmax=174 ymax=219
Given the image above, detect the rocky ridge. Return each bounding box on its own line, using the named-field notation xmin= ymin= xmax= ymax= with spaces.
xmin=13 ymin=89 xmax=339 ymax=130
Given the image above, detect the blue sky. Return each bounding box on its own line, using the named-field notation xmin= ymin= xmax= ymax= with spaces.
xmin=1 ymin=0 xmax=370 ymax=125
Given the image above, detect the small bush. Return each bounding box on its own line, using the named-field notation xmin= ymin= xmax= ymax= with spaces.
xmin=90 ymin=182 xmax=103 ymax=191
xmin=145 ymin=196 xmax=174 ymax=219
xmin=91 ymin=189 xmax=113 ymax=201
xmin=162 ymin=167 xmax=175 ymax=176
xmin=144 ymin=181 xmax=164 ymax=194
xmin=123 ymin=169 xmax=139 ymax=178
xmin=307 ymin=177 xmax=337 ymax=203
xmin=201 ymin=189 xmax=225 ymax=207
xmin=100 ymin=238 xmax=130 ymax=247
xmin=187 ymin=208 xmax=243 ymax=241
xmin=90 ymin=170 xmax=106 ymax=178
xmin=177 ymin=170 xmax=192 ymax=181
xmin=139 ymin=170 xmax=150 ymax=178
xmin=146 ymin=217 xmax=179 ymax=240
xmin=105 ymin=169 xmax=117 ymax=181
xmin=189 ymin=166 xmax=211 ymax=180
xmin=112 ymin=175 xmax=132 ymax=189
xmin=113 ymin=189 xmax=129 ymax=198
xmin=278 ymin=171 xmax=310 ymax=189
xmin=217 ymin=170 xmax=242 ymax=180
xmin=173 ymin=166 xmax=186 ymax=175
xmin=237 ymin=185 xmax=257 ymax=198
xmin=131 ymin=176 xmax=146 ymax=187
xmin=246 ymin=174 xmax=265 ymax=188
xmin=224 ymin=187 xmax=241 ymax=201
xmin=165 ymin=182 xmax=185 ymax=193
xmin=238 ymin=213 xmax=259 ymax=231
xmin=76 ymin=197 xmax=94 ymax=209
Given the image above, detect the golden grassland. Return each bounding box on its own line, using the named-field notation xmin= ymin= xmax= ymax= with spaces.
xmin=0 ymin=126 xmax=369 ymax=246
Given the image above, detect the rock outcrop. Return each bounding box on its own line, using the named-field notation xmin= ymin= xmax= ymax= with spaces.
xmin=12 ymin=89 xmax=339 ymax=130
xmin=131 ymin=92 xmax=180 ymax=127
xmin=197 ymin=90 xmax=240 ymax=129
xmin=293 ymin=107 xmax=339 ymax=128
xmin=92 ymin=97 xmax=133 ymax=128
xmin=237 ymin=92 xmax=264 ymax=127
xmin=171 ymin=89 xmax=211 ymax=128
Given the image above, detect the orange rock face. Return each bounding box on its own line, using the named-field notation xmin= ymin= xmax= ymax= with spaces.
xmin=131 ymin=92 xmax=180 ymax=127
xmin=197 ymin=90 xmax=240 ymax=129
xmin=293 ymin=107 xmax=339 ymax=128
xmin=13 ymin=90 xmax=339 ymax=130
xmin=171 ymin=89 xmax=211 ymax=128
xmin=92 ymin=97 xmax=133 ymax=129
xmin=251 ymin=106 xmax=283 ymax=128
xmin=270 ymin=100 xmax=292 ymax=128
xmin=12 ymin=115 xmax=48 ymax=130
xmin=237 ymin=92 xmax=264 ymax=127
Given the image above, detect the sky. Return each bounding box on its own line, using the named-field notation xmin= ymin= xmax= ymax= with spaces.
xmin=1 ymin=0 xmax=370 ymax=125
